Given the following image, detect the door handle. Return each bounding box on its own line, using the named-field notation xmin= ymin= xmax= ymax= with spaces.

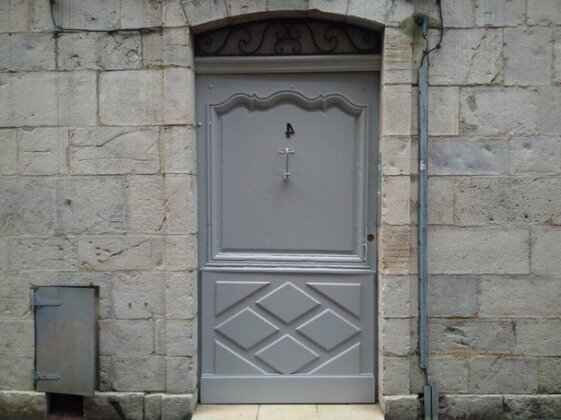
xmin=279 ymin=147 xmax=295 ymax=181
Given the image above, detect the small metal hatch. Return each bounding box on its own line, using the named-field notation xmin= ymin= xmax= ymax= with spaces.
xmin=33 ymin=286 xmax=98 ymax=396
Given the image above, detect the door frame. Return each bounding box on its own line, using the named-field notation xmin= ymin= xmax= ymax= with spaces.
xmin=194 ymin=54 xmax=382 ymax=403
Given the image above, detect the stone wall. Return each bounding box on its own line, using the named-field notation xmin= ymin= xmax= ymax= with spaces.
xmin=0 ymin=0 xmax=560 ymax=419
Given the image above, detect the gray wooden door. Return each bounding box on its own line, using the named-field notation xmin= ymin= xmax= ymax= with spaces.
xmin=197 ymin=72 xmax=378 ymax=403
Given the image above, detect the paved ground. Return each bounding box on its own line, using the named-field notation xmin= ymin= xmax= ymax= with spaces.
xmin=192 ymin=404 xmax=384 ymax=420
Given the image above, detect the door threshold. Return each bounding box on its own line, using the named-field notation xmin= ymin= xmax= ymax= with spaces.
xmin=192 ymin=404 xmax=383 ymax=420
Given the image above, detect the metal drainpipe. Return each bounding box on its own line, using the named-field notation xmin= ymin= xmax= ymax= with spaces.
xmin=418 ymin=14 xmax=438 ymax=420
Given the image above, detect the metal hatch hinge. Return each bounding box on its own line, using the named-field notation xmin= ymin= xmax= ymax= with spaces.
xmin=30 ymin=292 xmax=61 ymax=312
xmin=32 ymin=368 xmax=60 ymax=384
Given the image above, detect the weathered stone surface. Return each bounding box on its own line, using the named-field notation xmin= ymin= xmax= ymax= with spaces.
xmin=380 ymin=356 xmax=410 ymax=395
xmin=19 ymin=128 xmax=68 ymax=175
xmin=479 ymin=275 xmax=561 ymax=317
xmin=475 ymin=0 xmax=525 ymax=27
xmin=381 ymin=85 xmax=412 ymax=136
xmin=11 ymin=237 xmax=79 ymax=270
xmin=0 ymin=356 xmax=33 ymax=390
xmin=143 ymin=31 xmax=164 ymax=67
xmin=162 ymin=234 xmax=197 ymax=271
xmin=0 ymin=0 xmax=28 ymax=33
xmin=429 ymin=227 xmax=529 ymax=274
xmin=440 ymin=0 xmax=475 ymax=28
xmin=427 ymin=177 xmax=454 ymax=225
xmin=267 ymin=0 xmax=308 ymax=11
xmin=112 ymin=271 xmax=165 ymax=319
xmin=31 ymin=0 xmax=52 ymax=32
xmin=381 ymin=136 xmax=411 ymax=176
xmin=429 ymin=87 xmax=459 ymax=136
xmin=509 ymin=137 xmax=561 ymax=175
xmin=539 ymin=357 xmax=561 ymax=393
xmin=454 ymin=177 xmax=561 ymax=226
xmin=167 ymin=356 xmax=196 ymax=393
xmin=84 ymin=392 xmax=144 ymax=420
xmin=98 ymin=356 xmax=112 ymax=391
xmin=0 ymin=72 xmax=97 ymax=127
xmin=380 ymin=27 xmax=412 ymax=85
xmin=70 ymin=127 xmax=159 ymax=175
xmin=0 ymin=178 xmax=56 ymax=235
xmin=379 ymin=225 xmax=416 ymax=275
xmin=163 ymin=320 xmax=196 ymax=356
xmin=227 ymin=0 xmax=267 ymax=16
xmin=100 ymin=70 xmax=163 ymax=126
xmin=505 ymin=395 xmax=561 ymax=419
xmin=429 ymin=320 xmax=515 ymax=354
xmin=429 ymin=276 xmax=477 ymax=317
xmin=53 ymin=0 xmax=120 ymax=31
xmin=127 ymin=175 xmax=166 ymax=233
xmin=381 ymin=395 xmax=418 ymax=420
xmin=0 ymin=130 xmax=17 ymax=175
xmin=0 ymin=33 xmax=55 ymax=71
xmin=0 ymin=239 xmax=7 ymax=271
xmin=410 ymin=356 xmax=468 ymax=393
xmin=514 ymin=320 xmax=561 ymax=356
xmin=0 ymin=391 xmax=46 ymax=420
xmin=555 ymin=28 xmax=561 ymax=83
xmin=144 ymin=393 xmax=163 ymax=420
xmin=532 ymin=228 xmax=561 ymax=274
xmin=0 ymin=320 xmax=34 ymax=357
xmin=163 ymin=0 xmax=188 ymax=27
xmin=380 ymin=275 xmax=415 ymax=318
xmin=57 ymin=32 xmax=142 ymax=70
xmin=161 ymin=394 xmax=196 ymax=420
xmin=57 ymin=177 xmax=126 ymax=234
xmin=121 ymin=0 xmax=162 ymax=29
xmin=164 ymin=68 xmax=194 ymax=124
xmin=381 ymin=318 xmax=411 ymax=356
xmin=165 ymin=175 xmax=197 ymax=234
xmin=180 ymin=0 xmax=228 ymax=27
xmin=460 ymin=88 xmax=538 ymax=136
xmin=113 ymin=356 xmax=166 ymax=391
xmin=469 ymin=358 xmax=538 ymax=394
xmin=162 ymin=126 xmax=196 ymax=175
xmin=166 ymin=272 xmax=197 ymax=320
xmin=100 ymin=320 xmax=155 ymax=355
xmin=79 ymin=236 xmax=163 ymax=271
xmin=429 ymin=29 xmax=502 ymax=85
xmin=163 ymin=28 xmax=192 ymax=67
xmin=382 ymin=176 xmax=411 ymax=225
xmin=307 ymin=0 xmax=348 ymax=14
xmin=504 ymin=27 xmax=552 ymax=86
xmin=528 ymin=0 xmax=561 ymax=25
xmin=440 ymin=395 xmax=508 ymax=420
xmin=538 ymin=87 xmax=561 ymax=136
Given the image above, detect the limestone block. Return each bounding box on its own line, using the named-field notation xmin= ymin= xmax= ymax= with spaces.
xmin=380 ymin=356 xmax=410 ymax=395
xmin=504 ymin=27 xmax=552 ymax=86
xmin=469 ymin=357 xmax=538 ymax=394
xmin=78 ymin=236 xmax=163 ymax=271
xmin=381 ymin=318 xmax=411 ymax=356
xmin=98 ymin=356 xmax=112 ymax=391
xmin=347 ymin=0 xmax=391 ymax=24
xmin=162 ymin=235 xmax=197 ymax=271
xmin=381 ymin=27 xmax=412 ymax=85
xmin=429 ymin=29 xmax=502 ymax=85
xmin=539 ymin=357 xmax=561 ymax=393
xmin=143 ymin=32 xmax=164 ymax=68
xmin=70 ymin=127 xmax=159 ymax=175
xmin=83 ymin=392 xmax=144 ymax=420
xmin=430 ymin=87 xmax=459 ymax=136
xmin=167 ymin=357 xmax=196 ymax=393
xmin=0 ymin=391 xmax=46 ymax=420
xmin=381 ymin=395 xmax=418 ymax=420
xmin=428 ymin=227 xmax=529 ymax=274
xmin=308 ymin=0 xmax=348 ymax=15
xmin=533 ymin=227 xmax=561 ymax=274
xmin=454 ymin=177 xmax=561 ymax=226
xmin=538 ymin=87 xmax=561 ymax=136
xmin=381 ymin=85 xmax=412 ymax=136
xmin=164 ymin=174 xmax=197 ymax=234
xmin=428 ymin=275 xmax=477 ymax=317
xmin=113 ymin=356 xmax=166 ymax=391
xmin=10 ymin=237 xmax=79 ymax=270
xmin=267 ymin=0 xmax=308 ymax=11
xmin=440 ymin=0 xmax=475 ymax=28
xmin=161 ymin=394 xmax=197 ymax=419
xmin=504 ymin=395 xmax=561 ymax=419
xmin=0 ymin=72 xmax=97 ymax=127
xmin=57 ymin=177 xmax=126 ymax=234
xmin=166 ymin=271 xmax=197 ymax=319
xmin=0 ymin=0 xmax=28 ymax=33
xmin=227 ymin=0 xmax=267 ymax=16
xmin=385 ymin=0 xmax=413 ymax=26
xmin=57 ymin=32 xmax=142 ymax=71
xmin=0 ymin=320 xmax=34 ymax=357
xmin=528 ymin=0 xmax=561 ymax=25
xmin=54 ymin=0 xmax=119 ymax=31
xmin=0 ymin=33 xmax=55 ymax=71
xmin=164 ymin=28 xmax=192 ymax=67
xmin=381 ymin=176 xmax=410 ymax=226
xmin=180 ymin=0 xmax=228 ymax=27
xmin=479 ymin=275 xmax=561 ymax=317
xmin=164 ymin=68 xmax=194 ymax=125
xmin=164 ymin=320 xmax=196 ymax=356
xmin=410 ymin=356 xmax=468 ymax=393
xmin=0 ymin=239 xmax=7 ymax=271
xmin=379 ymin=225 xmax=416 ymax=275
xmin=475 ymin=0 xmax=525 ymax=27
xmin=0 ymin=356 xmax=33 ymax=390
xmin=427 ymin=177 xmax=454 ymax=225
xmin=509 ymin=137 xmax=561 ymax=175
xmin=31 ymin=0 xmax=52 ymax=32
xmin=112 ymin=271 xmax=165 ymax=319
xmin=381 ymin=136 xmax=411 ymax=176
xmin=121 ymin=0 xmax=162 ymax=29
xmin=460 ymin=88 xmax=538 ymax=136
xmin=127 ymin=175 xmax=166 ymax=233
xmin=144 ymin=393 xmax=163 ymax=420
xmin=380 ymin=275 xmax=415 ymax=318
xmin=0 ymin=178 xmax=56 ymax=235
xmin=100 ymin=320 xmax=155 ymax=355
xmin=19 ymin=128 xmax=67 ymax=175
xmin=162 ymin=126 xmax=196 ymax=174
xmin=100 ymin=70 xmax=163 ymax=126
xmin=164 ymin=0 xmax=188 ymax=27
xmin=429 ymin=319 xmax=515 ymax=354
xmin=556 ymin=28 xmax=561 ymax=84
xmin=439 ymin=395 xmax=508 ymax=420
xmin=514 ymin=320 xmax=561 ymax=356
xmin=0 ymin=130 xmax=17 ymax=175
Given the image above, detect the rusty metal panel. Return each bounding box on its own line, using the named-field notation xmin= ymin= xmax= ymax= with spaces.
xmin=34 ymin=286 xmax=97 ymax=396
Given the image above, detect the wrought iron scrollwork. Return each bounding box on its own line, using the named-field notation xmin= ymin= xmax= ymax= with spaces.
xmin=195 ymin=19 xmax=381 ymax=56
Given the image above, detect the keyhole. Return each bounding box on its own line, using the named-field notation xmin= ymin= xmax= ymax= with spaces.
xmin=367 ymin=234 xmax=375 ymax=242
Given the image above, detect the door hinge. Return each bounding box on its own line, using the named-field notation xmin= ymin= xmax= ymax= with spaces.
xmin=32 ymin=368 xmax=60 ymax=384
xmin=30 ymin=292 xmax=61 ymax=311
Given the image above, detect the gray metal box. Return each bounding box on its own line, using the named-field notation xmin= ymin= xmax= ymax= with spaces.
xmin=33 ymin=286 xmax=98 ymax=396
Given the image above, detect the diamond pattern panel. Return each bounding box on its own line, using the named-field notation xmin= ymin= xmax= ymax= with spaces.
xmin=297 ymin=309 xmax=360 ymax=351
xmin=255 ymin=334 xmax=319 ymax=374
xmin=215 ymin=308 xmax=279 ymax=350
xmin=256 ymin=282 xmax=320 ymax=324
